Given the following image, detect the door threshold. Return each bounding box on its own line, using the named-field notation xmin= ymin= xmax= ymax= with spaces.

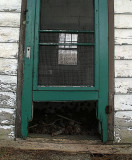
xmin=28 ymin=134 xmax=102 ymax=145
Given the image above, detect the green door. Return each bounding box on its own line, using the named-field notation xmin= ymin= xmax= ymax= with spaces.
xmin=22 ymin=0 xmax=108 ymax=142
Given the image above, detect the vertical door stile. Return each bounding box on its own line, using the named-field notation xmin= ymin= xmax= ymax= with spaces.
xmin=21 ymin=0 xmax=36 ymax=138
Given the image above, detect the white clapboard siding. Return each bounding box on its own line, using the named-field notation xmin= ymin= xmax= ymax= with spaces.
xmin=0 ymin=75 xmax=17 ymax=92
xmin=114 ymin=0 xmax=132 ymax=143
xmin=114 ymin=127 xmax=132 ymax=143
xmin=114 ymin=0 xmax=132 ymax=14
xmin=0 ymin=125 xmax=14 ymax=139
xmin=0 ymin=59 xmax=17 ymax=76
xmin=115 ymin=15 xmax=132 ymax=29
xmin=0 ymin=28 xmax=19 ymax=43
xmin=0 ymin=43 xmax=18 ymax=59
xmin=0 ymin=12 xmax=20 ymax=27
xmin=0 ymin=0 xmax=21 ymax=140
xmin=115 ymin=60 xmax=132 ymax=77
xmin=115 ymin=45 xmax=132 ymax=60
xmin=115 ymin=78 xmax=132 ymax=94
xmin=114 ymin=95 xmax=132 ymax=111
xmin=115 ymin=29 xmax=132 ymax=45
xmin=0 ymin=108 xmax=15 ymax=125
xmin=115 ymin=111 xmax=132 ymax=127
xmin=0 ymin=92 xmax=16 ymax=109
xmin=0 ymin=0 xmax=21 ymax=12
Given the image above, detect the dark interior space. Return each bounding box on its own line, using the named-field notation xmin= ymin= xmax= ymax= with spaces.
xmin=28 ymin=101 xmax=99 ymax=138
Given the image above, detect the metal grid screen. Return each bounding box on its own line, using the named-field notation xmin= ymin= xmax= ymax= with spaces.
xmin=38 ymin=0 xmax=95 ymax=86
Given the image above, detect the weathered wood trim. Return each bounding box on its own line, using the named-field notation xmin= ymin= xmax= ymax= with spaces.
xmin=15 ymin=0 xmax=27 ymax=138
xmin=108 ymin=0 xmax=114 ymax=142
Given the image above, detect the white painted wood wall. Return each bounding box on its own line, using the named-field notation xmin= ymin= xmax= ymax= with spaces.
xmin=0 ymin=0 xmax=132 ymax=143
xmin=0 ymin=0 xmax=21 ymax=139
xmin=114 ymin=0 xmax=132 ymax=143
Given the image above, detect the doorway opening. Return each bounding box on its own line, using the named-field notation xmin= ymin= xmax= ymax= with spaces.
xmin=28 ymin=101 xmax=100 ymax=140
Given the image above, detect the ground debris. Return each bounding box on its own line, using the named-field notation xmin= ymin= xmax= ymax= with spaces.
xmin=0 ymin=147 xmax=132 ymax=160
xmin=29 ymin=101 xmax=98 ymax=136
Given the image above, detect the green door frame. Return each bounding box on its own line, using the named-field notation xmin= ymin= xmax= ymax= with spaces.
xmin=22 ymin=0 xmax=108 ymax=142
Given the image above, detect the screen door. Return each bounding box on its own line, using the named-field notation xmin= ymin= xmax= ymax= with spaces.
xmin=22 ymin=0 xmax=108 ymax=142
xmin=34 ymin=0 xmax=97 ymax=88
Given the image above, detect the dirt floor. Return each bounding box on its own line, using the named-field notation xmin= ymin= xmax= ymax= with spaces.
xmin=0 ymin=147 xmax=132 ymax=160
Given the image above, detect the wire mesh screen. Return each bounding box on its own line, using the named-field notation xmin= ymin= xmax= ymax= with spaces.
xmin=38 ymin=0 xmax=95 ymax=86
xmin=40 ymin=0 xmax=94 ymax=31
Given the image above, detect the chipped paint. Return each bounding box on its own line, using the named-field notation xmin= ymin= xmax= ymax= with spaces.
xmin=114 ymin=128 xmax=121 ymax=143
xmin=0 ymin=125 xmax=15 ymax=139
xmin=0 ymin=59 xmax=17 ymax=75
xmin=1 ymin=120 xmax=10 ymax=124
xmin=0 ymin=0 xmax=22 ymax=12
xmin=128 ymin=127 xmax=132 ymax=131
xmin=0 ymin=92 xmax=16 ymax=108
xmin=0 ymin=12 xmax=20 ymax=27
xmin=0 ymin=28 xmax=19 ymax=43
xmin=115 ymin=60 xmax=132 ymax=78
xmin=0 ymin=108 xmax=15 ymax=114
xmin=0 ymin=0 xmax=21 ymax=140
xmin=114 ymin=0 xmax=132 ymax=143
xmin=115 ymin=78 xmax=132 ymax=94
xmin=0 ymin=125 xmax=14 ymax=130
xmin=0 ymin=75 xmax=17 ymax=92
xmin=0 ymin=43 xmax=18 ymax=59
